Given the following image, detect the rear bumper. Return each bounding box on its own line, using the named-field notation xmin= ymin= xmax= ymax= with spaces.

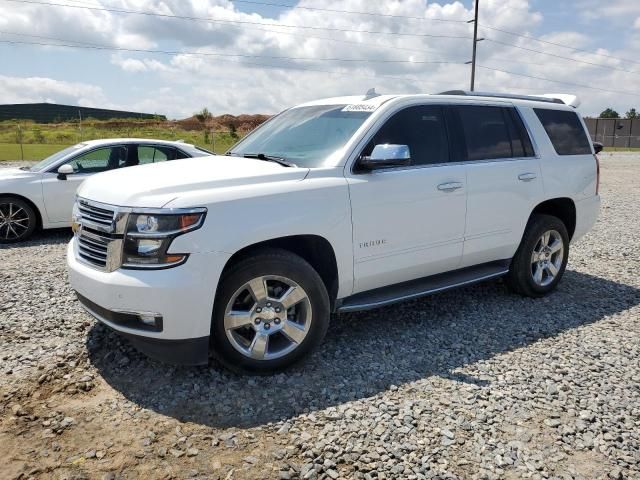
xmin=572 ymin=195 xmax=600 ymax=243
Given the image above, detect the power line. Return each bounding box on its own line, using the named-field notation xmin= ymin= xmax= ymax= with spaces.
xmin=229 ymin=0 xmax=640 ymax=71
xmin=228 ymin=0 xmax=469 ymax=23
xmin=9 ymin=0 xmax=638 ymax=78
xmin=0 ymin=32 xmax=465 ymax=66
xmin=4 ymin=0 xmax=639 ymax=97
xmin=0 ymin=37 xmax=469 ymax=89
xmin=1 ymin=0 xmax=478 ymax=62
xmin=2 ymin=0 xmax=472 ymax=40
xmin=483 ymin=38 xmax=640 ymax=76
xmin=479 ymin=23 xmax=640 ymax=67
xmin=477 ymin=65 xmax=640 ymax=97
xmin=5 ymin=33 xmax=639 ymax=100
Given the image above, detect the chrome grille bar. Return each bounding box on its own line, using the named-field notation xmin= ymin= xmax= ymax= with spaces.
xmin=75 ymin=197 xmax=125 ymax=271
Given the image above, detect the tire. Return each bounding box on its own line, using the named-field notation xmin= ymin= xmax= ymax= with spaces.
xmin=505 ymin=214 xmax=570 ymax=298
xmin=211 ymin=248 xmax=330 ymax=374
xmin=0 ymin=196 xmax=37 ymax=243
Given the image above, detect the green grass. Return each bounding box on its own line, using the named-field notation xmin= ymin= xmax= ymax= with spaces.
xmin=601 ymin=147 xmax=640 ymax=152
xmin=0 ymin=143 xmax=72 ymax=161
xmin=0 ymin=119 xmax=245 ymax=161
xmin=0 ymin=138 xmax=237 ymax=161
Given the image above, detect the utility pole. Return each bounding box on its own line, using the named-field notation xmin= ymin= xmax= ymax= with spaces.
xmin=468 ymin=0 xmax=481 ymax=91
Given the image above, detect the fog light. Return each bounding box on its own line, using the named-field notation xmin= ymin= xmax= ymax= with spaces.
xmin=138 ymin=313 xmax=161 ymax=326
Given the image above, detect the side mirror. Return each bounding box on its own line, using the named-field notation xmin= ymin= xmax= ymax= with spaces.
xmin=593 ymin=142 xmax=603 ymax=154
xmin=57 ymin=164 xmax=74 ymax=180
xmin=360 ymin=144 xmax=411 ymax=170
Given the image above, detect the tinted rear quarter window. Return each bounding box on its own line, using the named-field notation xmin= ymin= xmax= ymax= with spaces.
xmin=534 ymin=108 xmax=591 ymax=155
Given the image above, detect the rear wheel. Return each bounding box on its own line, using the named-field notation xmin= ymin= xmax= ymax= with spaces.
xmin=211 ymin=248 xmax=330 ymax=374
xmin=505 ymin=214 xmax=569 ymax=297
xmin=0 ymin=197 xmax=37 ymax=243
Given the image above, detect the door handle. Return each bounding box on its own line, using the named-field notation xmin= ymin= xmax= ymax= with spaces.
xmin=518 ymin=173 xmax=537 ymax=182
xmin=437 ymin=182 xmax=463 ymax=192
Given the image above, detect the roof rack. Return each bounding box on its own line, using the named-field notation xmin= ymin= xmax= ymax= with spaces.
xmin=438 ymin=90 xmax=565 ymax=105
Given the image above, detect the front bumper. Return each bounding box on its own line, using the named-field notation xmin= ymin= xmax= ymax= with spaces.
xmin=67 ymin=238 xmax=231 ymax=365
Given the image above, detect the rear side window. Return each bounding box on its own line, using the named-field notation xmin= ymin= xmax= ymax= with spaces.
xmin=362 ymin=105 xmax=449 ymax=166
xmin=138 ymin=146 xmax=180 ymax=164
xmin=534 ymin=108 xmax=591 ymax=155
xmin=456 ymin=105 xmax=512 ymax=160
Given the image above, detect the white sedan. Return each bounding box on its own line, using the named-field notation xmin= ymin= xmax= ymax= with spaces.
xmin=0 ymin=139 xmax=213 ymax=243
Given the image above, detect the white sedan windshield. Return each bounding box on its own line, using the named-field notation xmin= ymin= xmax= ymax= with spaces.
xmin=228 ymin=105 xmax=372 ymax=167
xmin=30 ymin=144 xmax=87 ymax=172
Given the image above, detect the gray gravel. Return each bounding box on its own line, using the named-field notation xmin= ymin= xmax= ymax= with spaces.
xmin=1 ymin=154 xmax=639 ymax=479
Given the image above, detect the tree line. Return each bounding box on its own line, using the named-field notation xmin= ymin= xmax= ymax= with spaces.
xmin=599 ymin=108 xmax=637 ymax=119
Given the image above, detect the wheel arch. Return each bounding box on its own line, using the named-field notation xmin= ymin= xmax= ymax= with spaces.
xmin=0 ymin=193 xmax=43 ymax=229
xmin=529 ymin=197 xmax=576 ymax=240
xmin=218 ymin=234 xmax=340 ymax=310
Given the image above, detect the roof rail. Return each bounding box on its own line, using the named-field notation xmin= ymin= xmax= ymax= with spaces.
xmin=438 ymin=90 xmax=565 ymax=105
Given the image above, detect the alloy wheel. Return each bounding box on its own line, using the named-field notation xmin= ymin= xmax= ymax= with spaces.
xmin=530 ymin=229 xmax=564 ymax=287
xmin=223 ymin=275 xmax=312 ymax=361
xmin=0 ymin=202 xmax=30 ymax=241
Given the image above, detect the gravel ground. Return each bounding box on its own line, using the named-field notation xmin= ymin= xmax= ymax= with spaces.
xmin=1 ymin=154 xmax=639 ymax=480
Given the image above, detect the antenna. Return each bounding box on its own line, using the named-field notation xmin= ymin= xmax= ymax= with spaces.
xmin=364 ymin=88 xmax=380 ymax=99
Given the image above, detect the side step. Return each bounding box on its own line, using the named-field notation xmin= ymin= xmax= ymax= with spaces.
xmin=336 ymin=260 xmax=511 ymax=313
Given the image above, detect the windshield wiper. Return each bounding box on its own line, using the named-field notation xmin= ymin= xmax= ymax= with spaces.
xmin=237 ymin=153 xmax=297 ymax=168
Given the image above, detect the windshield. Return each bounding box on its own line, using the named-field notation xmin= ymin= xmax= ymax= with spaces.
xmin=228 ymin=105 xmax=372 ymax=167
xmin=30 ymin=144 xmax=87 ymax=172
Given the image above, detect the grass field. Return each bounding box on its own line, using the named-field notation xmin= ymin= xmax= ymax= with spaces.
xmin=0 ymin=119 xmax=248 ymax=161
xmin=0 ymin=138 xmax=238 ymax=161
xmin=0 ymin=143 xmax=72 ymax=161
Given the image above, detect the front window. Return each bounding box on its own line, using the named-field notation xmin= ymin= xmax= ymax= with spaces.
xmin=66 ymin=146 xmax=128 ymax=173
xmin=228 ymin=105 xmax=373 ymax=167
xmin=30 ymin=144 xmax=86 ymax=172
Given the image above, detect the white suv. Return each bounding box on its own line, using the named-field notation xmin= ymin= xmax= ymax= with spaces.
xmin=67 ymin=91 xmax=600 ymax=373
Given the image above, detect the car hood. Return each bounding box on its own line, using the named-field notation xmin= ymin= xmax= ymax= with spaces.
xmin=0 ymin=167 xmax=38 ymax=180
xmin=76 ymin=156 xmax=310 ymax=207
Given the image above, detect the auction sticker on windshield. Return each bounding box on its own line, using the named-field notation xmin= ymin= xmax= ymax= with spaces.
xmin=341 ymin=104 xmax=378 ymax=112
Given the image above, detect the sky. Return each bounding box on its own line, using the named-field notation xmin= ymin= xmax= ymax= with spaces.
xmin=0 ymin=0 xmax=639 ymax=118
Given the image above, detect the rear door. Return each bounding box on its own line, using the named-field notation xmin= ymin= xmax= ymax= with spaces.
xmin=454 ymin=104 xmax=544 ymax=267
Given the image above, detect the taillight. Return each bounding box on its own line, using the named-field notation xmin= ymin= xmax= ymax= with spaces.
xmin=594 ymin=154 xmax=600 ymax=195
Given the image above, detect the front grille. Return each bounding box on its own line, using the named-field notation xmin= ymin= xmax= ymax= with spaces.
xmin=77 ymin=228 xmax=110 ymax=268
xmin=78 ymin=199 xmax=115 ymax=228
xmin=75 ymin=197 xmax=124 ymax=271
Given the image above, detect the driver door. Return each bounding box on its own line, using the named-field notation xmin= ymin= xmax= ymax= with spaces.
xmin=41 ymin=145 xmax=127 ymax=224
xmin=346 ymin=104 xmax=467 ymax=293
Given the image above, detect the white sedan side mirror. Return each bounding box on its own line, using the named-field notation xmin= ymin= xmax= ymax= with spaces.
xmin=57 ymin=164 xmax=74 ymax=180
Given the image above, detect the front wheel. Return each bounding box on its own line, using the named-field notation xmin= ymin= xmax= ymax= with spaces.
xmin=505 ymin=214 xmax=569 ymax=297
xmin=211 ymin=248 xmax=330 ymax=374
xmin=0 ymin=197 xmax=37 ymax=243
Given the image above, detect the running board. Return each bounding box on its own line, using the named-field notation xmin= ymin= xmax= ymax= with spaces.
xmin=336 ymin=260 xmax=510 ymax=313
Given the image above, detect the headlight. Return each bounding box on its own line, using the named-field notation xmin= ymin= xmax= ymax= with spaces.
xmin=122 ymin=209 xmax=206 ymax=269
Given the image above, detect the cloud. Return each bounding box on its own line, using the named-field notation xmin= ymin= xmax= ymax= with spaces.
xmin=0 ymin=75 xmax=109 ymax=107
xmin=110 ymin=55 xmax=169 ymax=72
xmin=1 ymin=0 xmax=639 ymax=117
